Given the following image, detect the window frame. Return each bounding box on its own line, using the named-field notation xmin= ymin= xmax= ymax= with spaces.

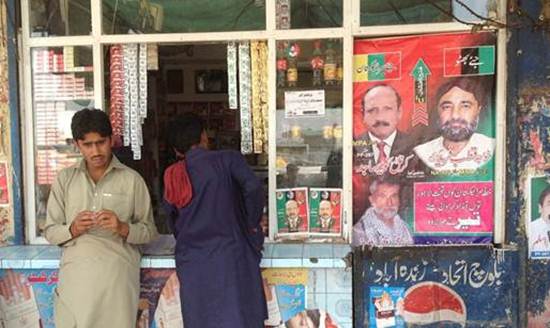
xmin=20 ymin=0 xmax=506 ymax=244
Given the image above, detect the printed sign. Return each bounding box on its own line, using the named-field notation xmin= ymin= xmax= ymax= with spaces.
xmin=284 ymin=90 xmax=325 ymax=117
xmin=353 ymin=52 xmax=402 ymax=82
xmin=443 ymin=46 xmax=495 ymax=77
xmin=414 ymin=181 xmax=494 ymax=234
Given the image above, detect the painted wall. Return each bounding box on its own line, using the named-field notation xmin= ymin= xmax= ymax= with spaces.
xmin=510 ymin=1 xmax=550 ymax=327
xmin=354 ymin=246 xmax=518 ymax=327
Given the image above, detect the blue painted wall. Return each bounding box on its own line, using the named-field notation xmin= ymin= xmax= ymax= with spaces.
xmin=6 ymin=0 xmax=23 ymax=245
xmin=354 ymin=246 xmax=519 ymax=327
xmin=509 ymin=1 xmax=550 ymax=326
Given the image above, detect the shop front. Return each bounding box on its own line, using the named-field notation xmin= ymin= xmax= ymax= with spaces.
xmin=0 ymin=0 xmax=530 ymax=327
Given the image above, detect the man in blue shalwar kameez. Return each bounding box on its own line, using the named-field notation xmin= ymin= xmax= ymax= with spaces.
xmin=163 ymin=114 xmax=267 ymax=328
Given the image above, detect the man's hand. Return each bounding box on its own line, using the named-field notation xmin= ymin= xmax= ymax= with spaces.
xmin=96 ymin=209 xmax=129 ymax=239
xmin=69 ymin=211 xmax=96 ymax=238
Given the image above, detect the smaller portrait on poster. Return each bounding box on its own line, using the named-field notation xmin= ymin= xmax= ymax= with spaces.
xmin=309 ymin=188 xmax=342 ymax=235
xmin=352 ymin=176 xmax=414 ymax=247
xmin=276 ymin=188 xmax=309 ymax=234
xmin=528 ymin=176 xmax=550 ymax=259
xmin=368 ymin=286 xmax=405 ymax=328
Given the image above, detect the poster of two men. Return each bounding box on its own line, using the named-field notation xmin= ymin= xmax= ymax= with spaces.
xmin=352 ymin=32 xmax=496 ymax=246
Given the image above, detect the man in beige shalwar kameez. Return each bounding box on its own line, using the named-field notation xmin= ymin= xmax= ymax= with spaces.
xmin=44 ymin=108 xmax=158 ymax=328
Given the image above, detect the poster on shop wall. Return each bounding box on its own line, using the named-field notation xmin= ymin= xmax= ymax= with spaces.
xmin=309 ymin=188 xmax=342 ymax=235
xmin=262 ymin=268 xmax=344 ymax=328
xmin=527 ymin=175 xmax=550 ymax=259
xmin=352 ymin=32 xmax=496 ymax=246
xmin=276 ymin=187 xmax=309 ymax=236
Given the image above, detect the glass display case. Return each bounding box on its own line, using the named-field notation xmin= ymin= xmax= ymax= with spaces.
xmin=31 ymin=46 xmax=94 ymax=237
xmin=275 ymin=39 xmax=344 ymax=239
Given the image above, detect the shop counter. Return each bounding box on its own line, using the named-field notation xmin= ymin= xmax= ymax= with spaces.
xmin=0 ymin=242 xmax=353 ymax=327
xmin=0 ymin=243 xmax=351 ymax=269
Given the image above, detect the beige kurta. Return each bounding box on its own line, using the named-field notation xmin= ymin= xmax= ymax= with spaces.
xmin=44 ymin=156 xmax=158 ymax=328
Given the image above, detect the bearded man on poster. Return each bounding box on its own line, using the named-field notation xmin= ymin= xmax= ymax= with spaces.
xmin=352 ymin=176 xmax=413 ymax=246
xmin=414 ymin=77 xmax=495 ymax=173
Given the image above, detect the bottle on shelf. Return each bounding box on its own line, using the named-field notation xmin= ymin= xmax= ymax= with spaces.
xmin=286 ymin=42 xmax=300 ymax=87
xmin=324 ymin=40 xmax=337 ymax=86
xmin=310 ymin=40 xmax=324 ymax=87
xmin=336 ymin=42 xmax=343 ymax=86
xmin=276 ymin=42 xmax=288 ymax=87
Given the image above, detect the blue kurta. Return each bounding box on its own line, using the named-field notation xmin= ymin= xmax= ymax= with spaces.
xmin=164 ymin=148 xmax=266 ymax=328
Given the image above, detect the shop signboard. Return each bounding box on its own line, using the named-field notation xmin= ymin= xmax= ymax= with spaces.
xmin=355 ymin=246 xmax=517 ymax=327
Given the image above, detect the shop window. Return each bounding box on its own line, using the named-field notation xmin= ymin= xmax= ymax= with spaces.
xmin=275 ymin=0 xmax=342 ymax=30
xmin=360 ymin=0 xmax=490 ymax=26
xmin=103 ymin=43 xmax=268 ymax=235
xmin=102 ymin=0 xmax=266 ymax=34
xmin=275 ymin=39 xmax=344 ymax=239
xmin=20 ymin=0 xmax=505 ymax=246
xmin=31 ymin=46 xmax=94 ymax=238
xmin=29 ymin=0 xmax=91 ymax=37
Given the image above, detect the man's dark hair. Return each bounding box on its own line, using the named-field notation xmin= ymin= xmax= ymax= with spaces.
xmin=71 ymin=108 xmax=112 ymax=141
xmin=166 ymin=113 xmax=205 ymax=154
xmin=361 ymin=84 xmax=402 ymax=112
xmin=435 ymin=77 xmax=488 ymax=109
xmin=539 ymin=186 xmax=550 ymax=207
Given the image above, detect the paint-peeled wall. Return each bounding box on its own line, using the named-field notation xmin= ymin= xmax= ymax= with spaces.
xmin=501 ymin=1 xmax=550 ymax=327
